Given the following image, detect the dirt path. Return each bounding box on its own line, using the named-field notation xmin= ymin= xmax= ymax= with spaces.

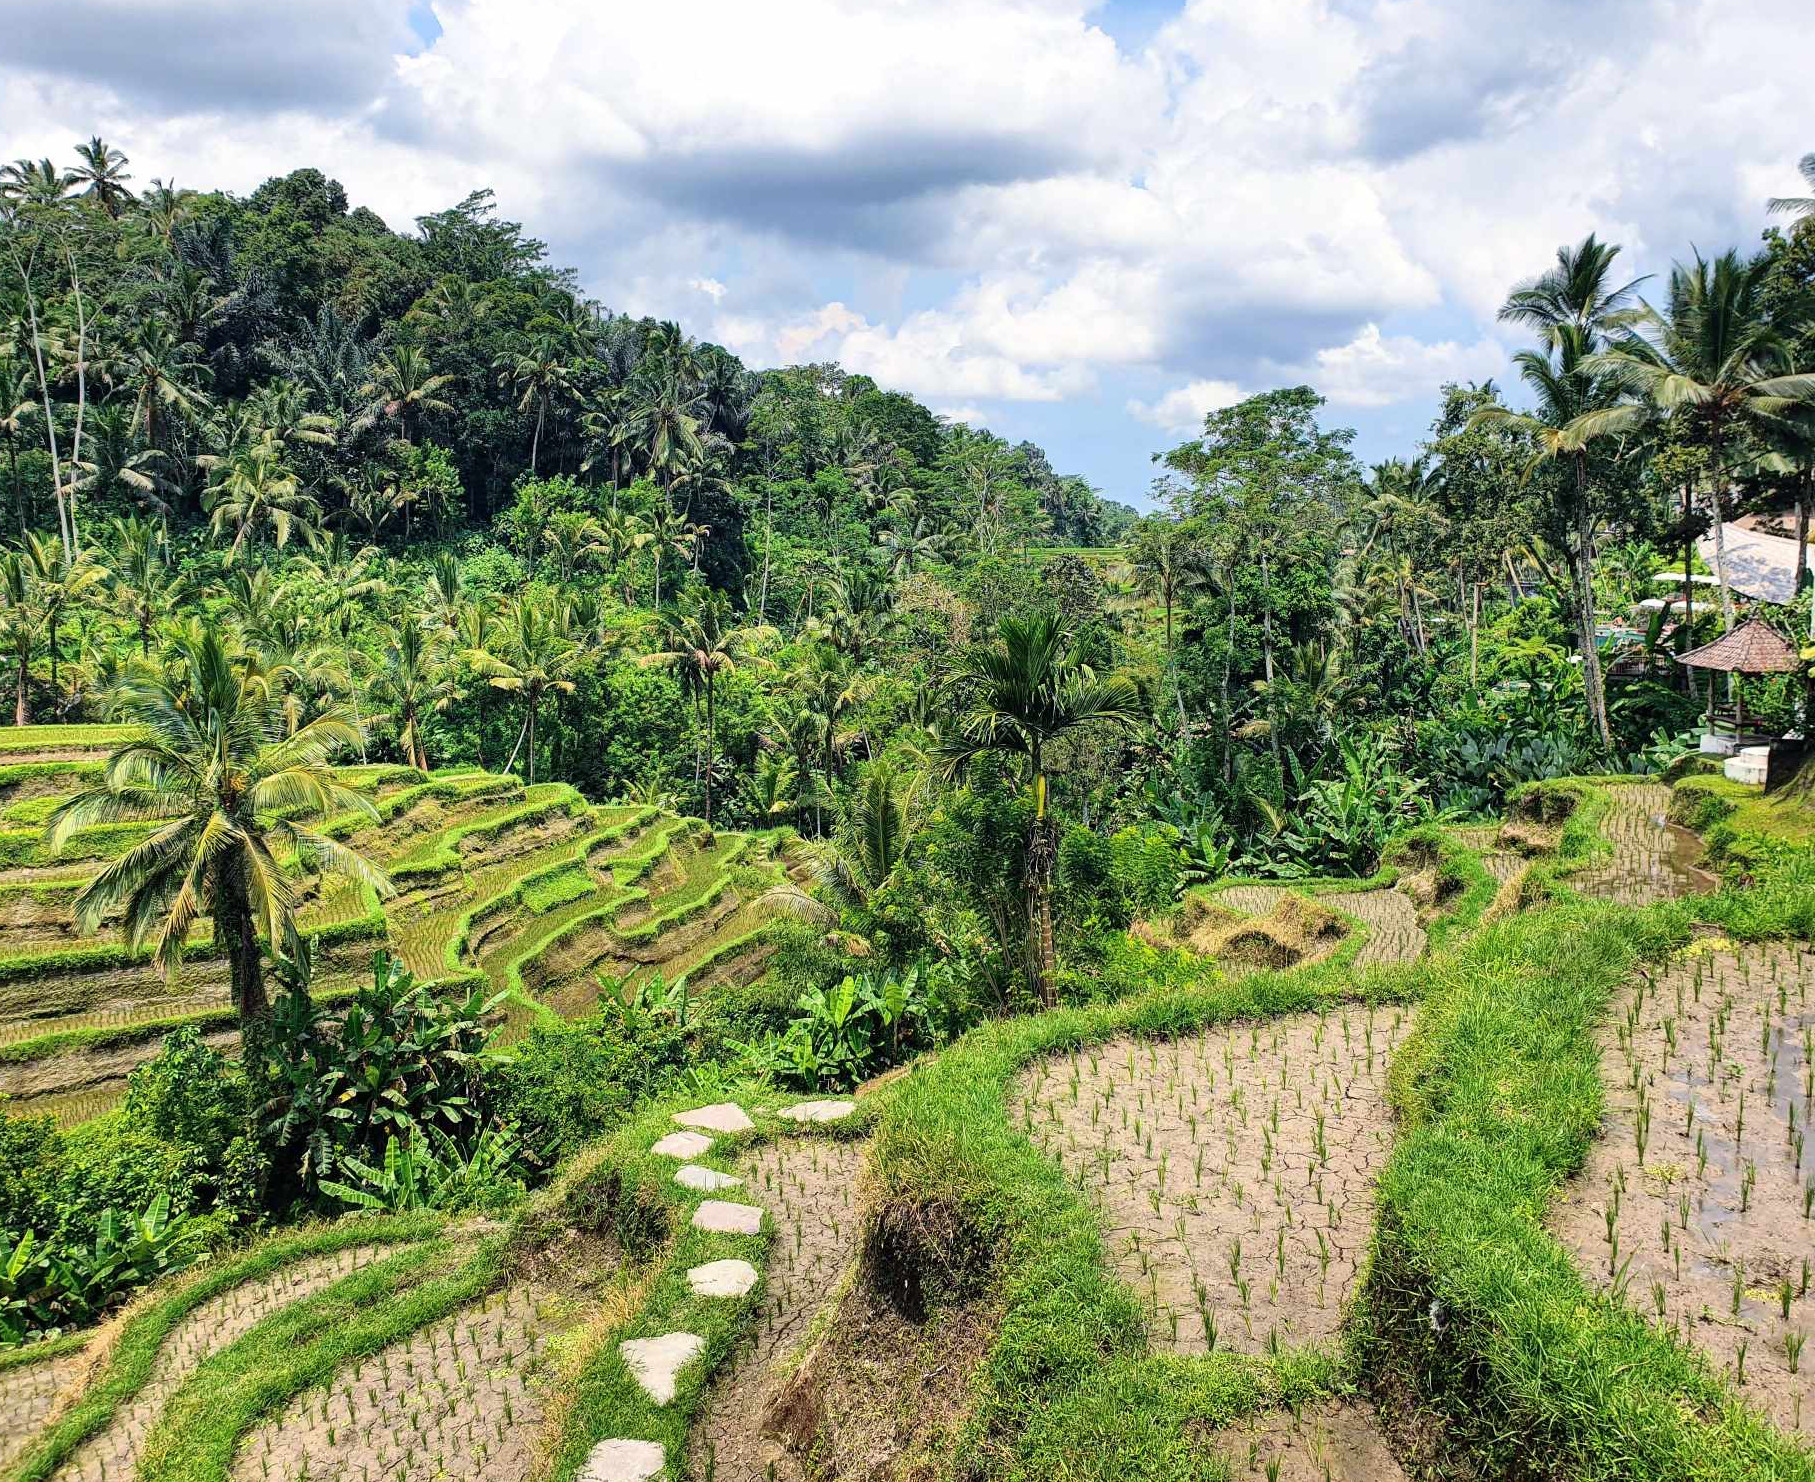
xmin=53 ymin=1245 xmax=396 ymax=1482
xmin=230 ymin=1281 xmax=577 ymax=1482
xmin=1011 ymin=1005 xmax=1411 ymax=1356
xmin=689 ymin=1138 xmax=865 ymax=1481
xmin=1219 ymin=885 xmax=1426 ymax=969
xmin=1552 ymin=941 xmax=1815 ymax=1435
xmin=1572 ymin=783 xmax=1715 ymax=906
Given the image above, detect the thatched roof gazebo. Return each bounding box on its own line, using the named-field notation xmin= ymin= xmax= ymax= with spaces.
xmin=1676 ymin=618 xmax=1800 ymax=678
xmin=1677 ymin=619 xmax=1805 ymax=782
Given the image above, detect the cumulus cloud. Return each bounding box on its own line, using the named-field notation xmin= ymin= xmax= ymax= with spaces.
xmin=1128 ymin=379 xmax=1248 ymax=434
xmin=1 ymin=0 xmax=1807 ymax=479
xmin=1289 ymin=325 xmax=1508 ymax=408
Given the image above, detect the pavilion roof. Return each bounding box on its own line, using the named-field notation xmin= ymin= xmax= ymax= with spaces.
xmin=1675 ymin=618 xmax=1801 ymax=674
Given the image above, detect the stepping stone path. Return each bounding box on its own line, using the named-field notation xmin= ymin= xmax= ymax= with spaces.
xmin=674 ymin=1102 xmax=755 ymax=1133
xmin=652 ymin=1130 xmax=714 ymax=1159
xmin=675 ymin=1163 xmax=742 ymax=1191
xmin=578 ymin=1437 xmax=666 ymax=1481
xmin=620 ymin=1332 xmax=706 ymax=1405
xmin=693 ymin=1199 xmax=765 ymax=1235
xmin=776 ymin=1098 xmax=856 ymax=1123
xmin=688 ymin=1258 xmax=760 ymax=1297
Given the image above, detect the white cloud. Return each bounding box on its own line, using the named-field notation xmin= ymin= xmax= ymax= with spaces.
xmin=2 ymin=0 xmax=1808 ymax=477
xmin=1128 ymin=379 xmax=1247 ymax=434
xmin=1290 ymin=325 xmax=1507 ymax=408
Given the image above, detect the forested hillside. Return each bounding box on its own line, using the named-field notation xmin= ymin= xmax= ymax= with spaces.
xmin=5 ymin=137 xmax=1815 ymax=1482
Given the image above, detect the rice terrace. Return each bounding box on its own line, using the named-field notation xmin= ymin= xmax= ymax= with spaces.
xmin=6 ymin=10 xmax=1815 ymax=1478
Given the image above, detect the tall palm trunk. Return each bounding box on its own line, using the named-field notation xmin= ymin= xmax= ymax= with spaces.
xmin=703 ymin=671 xmax=716 ymax=826
xmin=1027 ymin=768 xmax=1057 ymax=1009
xmin=13 ymin=651 xmax=27 ymax=726
xmin=1259 ymin=546 xmax=1281 ymax=769
xmin=5 ymin=439 xmax=21 ymax=540
xmin=1573 ymin=455 xmax=1613 ymax=752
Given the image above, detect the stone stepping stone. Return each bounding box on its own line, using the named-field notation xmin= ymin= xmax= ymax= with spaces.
xmin=674 ymin=1164 xmax=741 ymax=1192
xmin=777 ymin=1098 xmax=856 ymax=1123
xmin=687 ymin=1258 xmax=760 ymax=1297
xmin=692 ymin=1199 xmax=764 ymax=1235
xmin=578 ymin=1437 xmax=665 ymax=1481
xmin=673 ymin=1102 xmax=754 ymax=1134
xmin=619 ymin=1332 xmax=704 ymax=1406
xmin=651 ymin=1130 xmax=713 ymax=1159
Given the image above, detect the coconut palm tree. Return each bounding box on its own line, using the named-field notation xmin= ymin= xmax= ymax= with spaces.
xmin=1470 ymin=327 xmax=1624 ymax=750
xmin=69 ymin=138 xmax=134 ymax=217
xmin=0 ymin=363 xmax=32 ymax=537
xmin=634 ymin=366 xmax=708 ymax=493
xmin=47 ymin=628 xmax=388 ymax=1041
xmin=367 ymin=623 xmax=455 ymax=771
xmin=937 ymin=612 xmax=1139 ymax=1006
xmin=22 ymin=532 xmax=104 ymax=708
xmin=1768 ymin=153 xmax=1815 ymax=220
xmin=1499 ymin=233 xmax=1647 ymax=347
xmin=468 ymin=594 xmax=577 ymax=784
xmin=877 ymin=516 xmax=949 ymax=578
xmin=358 ymin=346 xmax=454 ymax=444
xmin=597 ymin=508 xmax=649 ymax=606
xmin=647 ymin=504 xmax=693 ymax=608
xmin=137 ymin=178 xmax=195 ymax=246
xmin=1582 ymin=249 xmax=1815 ymax=633
xmin=106 ymin=515 xmax=186 ymax=656
xmin=761 ymin=759 xmax=916 ymax=943
xmin=72 ymin=405 xmax=170 ymax=517
xmin=0 ymin=159 xmax=75 ymax=207
xmin=205 ymin=434 xmax=321 ymax=562
xmin=544 ymin=510 xmax=607 ymax=585
xmin=0 ymin=551 xmax=43 ymax=724
xmin=638 ymin=589 xmax=750 ymax=825
xmin=494 ymin=334 xmax=574 ymax=476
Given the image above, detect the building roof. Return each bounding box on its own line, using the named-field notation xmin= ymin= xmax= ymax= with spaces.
xmin=1696 ymin=522 xmax=1812 ymax=605
xmin=1675 ymin=617 xmax=1801 ymax=674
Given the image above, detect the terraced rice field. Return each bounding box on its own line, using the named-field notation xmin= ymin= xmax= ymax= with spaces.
xmin=0 ymin=728 xmax=794 ymax=1125
xmin=1573 ymin=782 xmax=1716 ymax=906
xmin=1218 ymin=882 xmax=1427 ymax=969
xmin=1011 ymin=1001 xmax=1412 ymax=1355
xmin=1554 ymin=941 xmax=1815 ymax=1434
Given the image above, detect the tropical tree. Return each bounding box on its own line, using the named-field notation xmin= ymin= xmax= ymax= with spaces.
xmin=544 ymin=509 xmax=606 ymax=585
xmin=1470 ymin=327 xmax=1623 ymax=749
xmin=69 ymin=137 xmax=134 ymax=216
xmin=0 ymin=550 xmax=42 ymax=724
xmin=117 ymin=323 xmax=210 ymax=460
xmin=358 ymin=346 xmax=454 ymax=443
xmin=205 ymin=435 xmax=321 ymax=561
xmin=468 ymin=594 xmax=577 ymax=784
xmin=637 ymin=589 xmax=750 ymax=824
xmin=762 ymin=759 xmax=915 ymax=944
xmin=937 ymin=612 xmax=1139 ymax=1006
xmin=1768 ymin=153 xmax=1815 ymax=220
xmin=1583 ymin=249 xmax=1815 ymax=632
xmin=0 ymin=361 xmax=33 ymax=536
xmin=47 ymin=629 xmax=388 ymax=1043
xmin=367 ymin=624 xmax=455 ymax=771
xmin=494 ymin=334 xmax=574 ymax=476
xmin=107 ymin=515 xmax=186 ymax=655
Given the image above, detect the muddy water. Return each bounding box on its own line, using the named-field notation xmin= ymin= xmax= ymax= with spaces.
xmin=1553 ymin=943 xmax=1815 ymax=1434
xmin=1573 ymin=783 xmax=1716 ymax=906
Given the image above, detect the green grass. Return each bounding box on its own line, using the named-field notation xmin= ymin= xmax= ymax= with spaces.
xmin=9 ymin=1214 xmax=443 ymax=1482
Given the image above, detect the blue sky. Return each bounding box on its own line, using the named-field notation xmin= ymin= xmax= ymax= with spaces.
xmin=3 ymin=0 xmax=1809 ymax=507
